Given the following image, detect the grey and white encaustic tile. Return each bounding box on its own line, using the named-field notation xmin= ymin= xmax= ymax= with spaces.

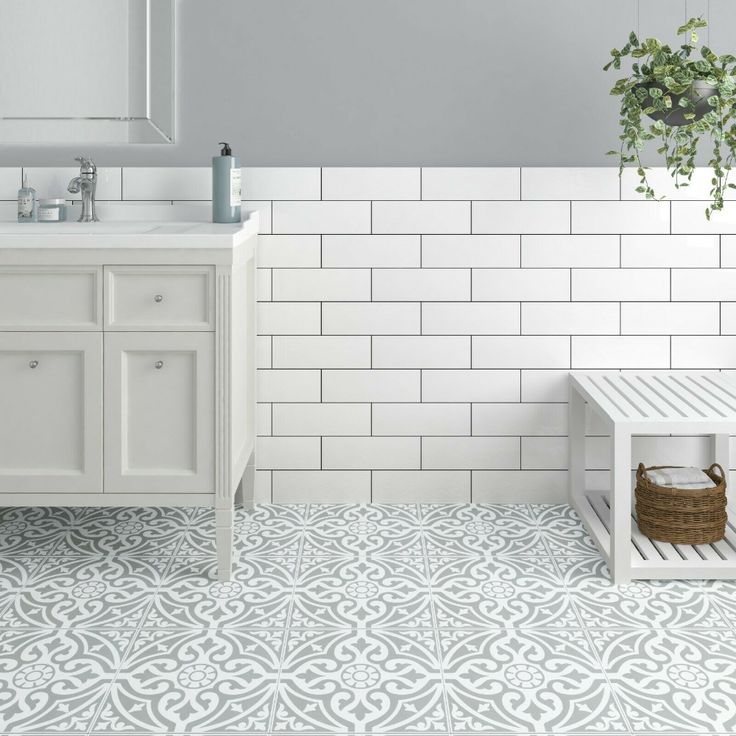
xmin=0 ymin=502 xmax=734 ymax=734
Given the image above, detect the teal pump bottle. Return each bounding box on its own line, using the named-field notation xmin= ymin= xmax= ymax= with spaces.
xmin=212 ymin=142 xmax=242 ymax=223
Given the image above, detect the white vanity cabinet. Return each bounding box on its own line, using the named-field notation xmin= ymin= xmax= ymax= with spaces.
xmin=0 ymin=220 xmax=258 ymax=580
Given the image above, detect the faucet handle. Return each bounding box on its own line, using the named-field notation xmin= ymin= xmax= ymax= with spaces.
xmin=75 ymin=156 xmax=96 ymax=175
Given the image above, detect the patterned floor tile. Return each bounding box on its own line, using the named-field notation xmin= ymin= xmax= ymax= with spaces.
xmin=0 ymin=556 xmax=45 ymax=599
xmin=0 ymin=627 xmax=135 ymax=732
xmin=429 ymin=555 xmax=577 ymax=629
xmin=0 ymin=556 xmax=166 ymax=629
xmin=273 ymin=628 xmax=447 ymax=732
xmin=182 ymin=505 xmax=306 ymax=557
xmin=590 ymin=628 xmax=736 ymax=732
xmin=0 ymin=507 xmax=79 ymax=556
xmin=421 ymin=504 xmax=547 ymax=556
xmin=439 ymin=628 xmax=628 ymax=733
xmin=301 ymin=505 xmax=424 ymax=557
xmin=559 ymin=557 xmax=728 ymax=629
xmin=535 ymin=504 xmax=600 ymax=556
xmin=144 ymin=555 xmax=296 ymax=629
xmin=94 ymin=628 xmax=283 ymax=732
xmin=701 ymin=579 xmax=736 ymax=630
xmin=53 ymin=507 xmax=191 ymax=557
xmin=291 ymin=556 xmax=432 ymax=629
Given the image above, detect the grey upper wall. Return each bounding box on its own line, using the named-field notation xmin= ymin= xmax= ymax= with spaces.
xmin=2 ymin=0 xmax=735 ymax=167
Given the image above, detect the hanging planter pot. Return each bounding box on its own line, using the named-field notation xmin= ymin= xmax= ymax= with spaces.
xmin=604 ymin=17 xmax=736 ymax=218
xmin=636 ymin=79 xmax=719 ymax=126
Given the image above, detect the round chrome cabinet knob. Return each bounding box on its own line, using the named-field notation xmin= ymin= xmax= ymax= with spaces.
xmin=154 ymin=360 xmax=164 ymax=370
xmin=154 ymin=294 xmax=164 ymax=303
xmin=28 ymin=360 xmax=39 ymax=369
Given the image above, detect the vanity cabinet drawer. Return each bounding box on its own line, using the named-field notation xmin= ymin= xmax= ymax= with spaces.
xmin=0 ymin=267 xmax=102 ymax=330
xmin=105 ymin=266 xmax=214 ymax=331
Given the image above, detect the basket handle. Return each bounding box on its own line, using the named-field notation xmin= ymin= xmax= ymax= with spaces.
xmin=708 ymin=463 xmax=726 ymax=483
xmin=636 ymin=463 xmax=647 ymax=482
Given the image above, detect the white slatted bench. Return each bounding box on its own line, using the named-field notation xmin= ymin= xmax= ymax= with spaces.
xmin=569 ymin=371 xmax=736 ymax=583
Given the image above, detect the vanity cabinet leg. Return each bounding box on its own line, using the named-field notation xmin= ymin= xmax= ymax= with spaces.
xmin=215 ymin=506 xmax=234 ymax=582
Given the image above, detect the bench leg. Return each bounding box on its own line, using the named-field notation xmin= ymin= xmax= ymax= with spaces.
xmin=568 ymin=386 xmax=586 ymax=504
xmin=610 ymin=429 xmax=632 ymax=585
xmin=714 ymin=434 xmax=730 ymax=477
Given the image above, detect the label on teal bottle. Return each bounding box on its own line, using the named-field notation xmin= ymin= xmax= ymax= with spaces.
xmin=230 ymin=169 xmax=242 ymax=207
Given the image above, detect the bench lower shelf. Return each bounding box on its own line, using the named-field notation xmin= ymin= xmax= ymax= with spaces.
xmin=573 ymin=490 xmax=736 ymax=580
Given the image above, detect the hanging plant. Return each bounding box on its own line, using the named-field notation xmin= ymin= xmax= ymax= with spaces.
xmin=605 ymin=17 xmax=736 ymax=218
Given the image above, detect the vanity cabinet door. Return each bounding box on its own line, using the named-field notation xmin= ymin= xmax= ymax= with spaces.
xmin=0 ymin=333 xmax=102 ymax=492
xmin=104 ymin=332 xmax=214 ymax=493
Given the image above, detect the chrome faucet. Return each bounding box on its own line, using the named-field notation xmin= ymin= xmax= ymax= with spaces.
xmin=67 ymin=156 xmax=99 ymax=222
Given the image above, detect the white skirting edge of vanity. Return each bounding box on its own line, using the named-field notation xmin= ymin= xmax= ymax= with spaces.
xmin=0 ymin=215 xmax=258 ymax=581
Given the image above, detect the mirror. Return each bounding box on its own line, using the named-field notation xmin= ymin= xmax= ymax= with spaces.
xmin=0 ymin=0 xmax=175 ymax=144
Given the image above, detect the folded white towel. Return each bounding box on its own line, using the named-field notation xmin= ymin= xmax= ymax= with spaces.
xmin=645 ymin=466 xmax=715 ymax=489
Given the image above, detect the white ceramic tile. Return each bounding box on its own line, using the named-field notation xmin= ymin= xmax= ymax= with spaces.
xmin=257 ymin=335 xmax=272 ymax=368
xmin=473 ymin=336 xmax=570 ymax=369
xmin=0 ymin=167 xmax=21 ymax=199
xmin=421 ymin=235 xmax=519 ymax=267
xmin=322 ymin=370 xmax=420 ymax=403
xmin=272 ymin=201 xmax=371 ymax=234
xmin=522 ymin=303 xmax=619 ymax=335
xmin=521 ymin=436 xmax=568 ymax=469
xmin=472 ymin=269 xmax=570 ymax=301
xmin=720 ymin=236 xmax=736 ymax=266
xmin=472 ymin=201 xmax=570 ymax=234
xmin=272 ymin=269 xmax=371 ymax=301
xmin=572 ymin=268 xmax=670 ymax=301
xmin=422 ymin=369 xmax=520 ymax=402
xmin=243 ymin=201 xmax=272 ymax=233
xmin=620 ymin=166 xmax=732 ymax=200
xmin=322 ymin=167 xmax=420 ymax=200
xmin=720 ymin=303 xmax=736 ymax=335
xmin=372 ymin=268 xmax=470 ymax=301
xmin=521 ymin=370 xmax=569 ymax=402
xmin=258 ymin=235 xmax=321 ymax=267
xmin=622 ymin=303 xmax=719 ymax=335
xmin=373 ymin=336 xmax=470 ymax=368
xmin=123 ymin=167 xmax=209 ymax=199
xmin=25 ymin=166 xmax=122 ymax=201
xmin=256 ymin=437 xmax=321 ymax=469
xmin=322 ymin=437 xmax=420 ymax=469
xmin=372 ymin=201 xmax=470 ymax=234
xmin=472 ymin=470 xmax=568 ymax=502
xmin=472 ymin=403 xmax=568 ymax=436
xmin=671 ymin=269 xmax=736 ymax=301
xmin=257 ymin=403 xmax=272 ymax=436
xmin=272 ymin=336 xmax=371 ymax=368
xmin=672 ymin=336 xmax=736 ymax=368
xmin=621 ymin=235 xmax=719 ymax=267
xmin=572 ymin=336 xmax=670 ymax=369
xmin=257 ymin=370 xmax=322 ymax=402
xmin=322 ymin=235 xmax=420 ymax=267
xmin=272 ymin=403 xmax=370 ymax=436
xmin=271 ymin=471 xmax=371 ymax=503
xmin=243 ymin=167 xmax=320 ymax=200
xmin=572 ymin=201 xmax=670 ymax=234
xmin=521 ymin=235 xmax=619 ymax=267
xmin=421 ymin=167 xmax=519 ymax=200
xmin=254 ymin=469 xmax=272 ymax=503
xmin=322 ymin=303 xmax=420 ymax=335
xmin=422 ymin=302 xmax=519 ymax=335
xmin=422 ymin=437 xmax=519 ymax=469
xmin=257 ymin=303 xmax=321 ymax=335
xmin=522 ymin=167 xmax=619 ymax=200
xmin=372 ymin=403 xmax=470 ymax=436
xmin=257 ymin=268 xmax=272 ymax=301
xmin=671 ymin=201 xmax=736 ymax=233
xmin=372 ymin=470 xmax=471 ymax=503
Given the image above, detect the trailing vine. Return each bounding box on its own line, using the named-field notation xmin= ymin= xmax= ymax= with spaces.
xmin=605 ymin=17 xmax=736 ymax=218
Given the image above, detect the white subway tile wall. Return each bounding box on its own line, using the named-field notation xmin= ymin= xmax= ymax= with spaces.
xmin=12 ymin=166 xmax=736 ymax=503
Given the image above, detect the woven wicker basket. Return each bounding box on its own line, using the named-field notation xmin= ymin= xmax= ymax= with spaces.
xmin=635 ymin=463 xmax=727 ymax=545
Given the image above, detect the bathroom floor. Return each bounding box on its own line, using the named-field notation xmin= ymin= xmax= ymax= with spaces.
xmin=0 ymin=503 xmax=735 ymax=734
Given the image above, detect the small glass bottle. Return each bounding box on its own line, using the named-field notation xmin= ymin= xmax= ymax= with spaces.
xmin=17 ymin=174 xmax=37 ymax=223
